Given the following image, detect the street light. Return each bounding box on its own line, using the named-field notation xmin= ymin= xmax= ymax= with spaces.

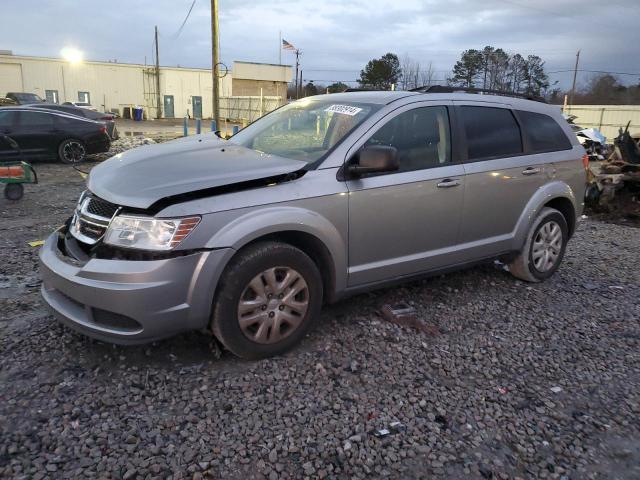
xmin=60 ymin=47 xmax=83 ymax=64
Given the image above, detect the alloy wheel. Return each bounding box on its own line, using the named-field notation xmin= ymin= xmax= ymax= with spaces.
xmin=237 ymin=266 xmax=309 ymax=344
xmin=531 ymin=220 xmax=562 ymax=272
xmin=62 ymin=141 xmax=85 ymax=163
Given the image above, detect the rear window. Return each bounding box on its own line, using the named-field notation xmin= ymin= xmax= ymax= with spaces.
xmin=517 ymin=110 xmax=572 ymax=152
xmin=460 ymin=106 xmax=522 ymax=160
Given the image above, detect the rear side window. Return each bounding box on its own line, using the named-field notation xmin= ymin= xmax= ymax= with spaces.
xmin=19 ymin=111 xmax=55 ymax=126
xmin=460 ymin=106 xmax=522 ymax=160
xmin=517 ymin=110 xmax=572 ymax=152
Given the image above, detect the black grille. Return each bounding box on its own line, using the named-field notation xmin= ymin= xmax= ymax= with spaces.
xmin=86 ymin=196 xmax=118 ymax=218
xmin=79 ymin=221 xmax=106 ymax=240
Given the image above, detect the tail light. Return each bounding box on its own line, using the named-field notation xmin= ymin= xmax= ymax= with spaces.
xmin=99 ymin=116 xmax=114 ymax=121
xmin=100 ymin=126 xmax=107 ymax=134
xmin=582 ymin=153 xmax=589 ymax=169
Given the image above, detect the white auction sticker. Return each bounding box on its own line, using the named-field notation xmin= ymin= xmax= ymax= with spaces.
xmin=325 ymin=104 xmax=363 ymax=116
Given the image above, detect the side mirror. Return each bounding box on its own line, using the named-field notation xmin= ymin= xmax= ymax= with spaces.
xmin=0 ymin=134 xmax=19 ymax=150
xmin=347 ymin=145 xmax=399 ymax=176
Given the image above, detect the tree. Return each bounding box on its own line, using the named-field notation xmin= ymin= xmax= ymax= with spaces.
xmin=358 ymin=53 xmax=402 ymax=90
xmin=448 ymin=46 xmax=550 ymax=97
xmin=303 ymin=81 xmax=318 ymax=97
xmin=327 ymin=82 xmax=348 ymax=93
xmin=449 ymin=49 xmax=483 ymax=87
xmin=523 ymin=55 xmax=549 ymax=97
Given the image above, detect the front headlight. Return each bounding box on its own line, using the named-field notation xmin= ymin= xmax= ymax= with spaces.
xmin=103 ymin=215 xmax=201 ymax=251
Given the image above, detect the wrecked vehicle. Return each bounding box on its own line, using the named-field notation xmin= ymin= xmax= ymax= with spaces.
xmin=40 ymin=90 xmax=586 ymax=359
xmin=564 ymin=114 xmax=608 ymax=161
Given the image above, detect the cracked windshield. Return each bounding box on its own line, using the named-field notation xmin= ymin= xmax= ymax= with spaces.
xmin=230 ymin=100 xmax=379 ymax=163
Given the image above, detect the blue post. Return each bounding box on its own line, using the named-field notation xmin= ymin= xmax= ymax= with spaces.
xmin=183 ymin=117 xmax=188 ymax=137
xmin=196 ymin=118 xmax=201 ymax=135
xmin=232 ymin=125 xmax=239 ymax=135
xmin=211 ymin=120 xmax=216 ymax=132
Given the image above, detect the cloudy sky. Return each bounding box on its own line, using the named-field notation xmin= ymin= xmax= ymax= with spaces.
xmin=2 ymin=0 xmax=639 ymax=90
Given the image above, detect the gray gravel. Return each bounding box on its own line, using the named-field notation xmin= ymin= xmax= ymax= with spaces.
xmin=1 ymin=163 xmax=640 ymax=479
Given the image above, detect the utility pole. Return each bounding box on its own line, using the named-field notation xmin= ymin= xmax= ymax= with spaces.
xmin=154 ymin=26 xmax=162 ymax=119
xmin=299 ymin=69 xmax=303 ymax=98
xmin=569 ymin=49 xmax=580 ymax=108
xmin=294 ymin=50 xmax=300 ymax=99
xmin=211 ymin=0 xmax=221 ymax=128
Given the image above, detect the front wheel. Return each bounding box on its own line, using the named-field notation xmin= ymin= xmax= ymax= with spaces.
xmin=211 ymin=242 xmax=323 ymax=359
xmin=508 ymin=207 xmax=568 ymax=282
xmin=58 ymin=139 xmax=86 ymax=164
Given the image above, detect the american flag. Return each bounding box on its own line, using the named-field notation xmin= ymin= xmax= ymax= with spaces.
xmin=282 ymin=39 xmax=297 ymax=51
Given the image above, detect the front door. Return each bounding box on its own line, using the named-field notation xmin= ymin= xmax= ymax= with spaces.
xmin=0 ymin=110 xmax=20 ymax=161
xmin=347 ymin=104 xmax=465 ymax=286
xmin=164 ymin=95 xmax=174 ymax=118
xmin=192 ymin=96 xmax=202 ymax=118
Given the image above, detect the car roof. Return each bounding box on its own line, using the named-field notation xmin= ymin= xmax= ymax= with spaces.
xmin=309 ymin=90 xmax=558 ymax=114
xmin=0 ymin=106 xmax=102 ymax=123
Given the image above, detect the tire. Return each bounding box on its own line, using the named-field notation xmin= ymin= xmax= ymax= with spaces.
xmin=4 ymin=183 xmax=24 ymax=201
xmin=211 ymin=241 xmax=323 ymax=359
xmin=58 ymin=139 xmax=86 ymax=164
xmin=509 ymin=207 xmax=568 ymax=282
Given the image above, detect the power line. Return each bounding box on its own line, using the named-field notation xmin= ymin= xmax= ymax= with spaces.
xmin=548 ymin=69 xmax=640 ymax=76
xmin=173 ymin=0 xmax=197 ymax=39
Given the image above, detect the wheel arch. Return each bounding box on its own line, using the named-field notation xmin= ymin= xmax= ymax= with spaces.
xmin=513 ymin=181 xmax=578 ymax=250
xmin=203 ymin=206 xmax=347 ymax=302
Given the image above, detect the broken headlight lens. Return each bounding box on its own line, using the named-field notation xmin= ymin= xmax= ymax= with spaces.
xmin=103 ymin=215 xmax=200 ymax=251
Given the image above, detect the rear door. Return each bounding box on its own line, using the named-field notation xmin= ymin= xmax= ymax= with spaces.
xmin=454 ymin=102 xmax=547 ymax=257
xmin=346 ymin=102 xmax=465 ymax=286
xmin=13 ymin=110 xmax=59 ymax=159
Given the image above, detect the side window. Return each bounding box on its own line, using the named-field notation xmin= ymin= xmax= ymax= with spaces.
xmin=19 ymin=112 xmax=55 ymax=127
xmin=365 ymin=106 xmax=451 ymax=172
xmin=517 ymin=110 xmax=572 ymax=153
xmin=0 ymin=111 xmax=17 ymax=128
xmin=460 ymin=106 xmax=522 ymax=160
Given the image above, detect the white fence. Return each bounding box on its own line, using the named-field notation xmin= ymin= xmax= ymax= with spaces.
xmin=219 ymin=96 xmax=283 ymax=123
xmin=563 ymin=105 xmax=640 ymax=141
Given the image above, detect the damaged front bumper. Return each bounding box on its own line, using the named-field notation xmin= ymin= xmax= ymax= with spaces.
xmin=39 ymin=227 xmax=233 ymax=344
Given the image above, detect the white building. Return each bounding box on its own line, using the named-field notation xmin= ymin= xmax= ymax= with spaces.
xmin=0 ymin=52 xmax=291 ymax=120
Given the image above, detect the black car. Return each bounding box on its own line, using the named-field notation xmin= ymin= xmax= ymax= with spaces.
xmin=0 ymin=107 xmax=110 ymax=164
xmin=25 ymin=103 xmax=119 ymax=139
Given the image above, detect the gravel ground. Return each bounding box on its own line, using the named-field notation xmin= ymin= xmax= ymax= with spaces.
xmin=1 ymin=161 xmax=640 ymax=479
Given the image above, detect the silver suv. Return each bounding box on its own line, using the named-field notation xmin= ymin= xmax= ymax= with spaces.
xmin=40 ymin=90 xmax=586 ymax=359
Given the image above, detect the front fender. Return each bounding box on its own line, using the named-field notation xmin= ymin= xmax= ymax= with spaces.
xmin=203 ymin=206 xmax=348 ymax=293
xmin=513 ymin=181 xmax=577 ymax=250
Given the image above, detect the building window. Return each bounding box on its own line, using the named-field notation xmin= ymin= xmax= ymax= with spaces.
xmin=45 ymin=90 xmax=59 ymax=104
xmin=78 ymin=91 xmax=90 ymax=104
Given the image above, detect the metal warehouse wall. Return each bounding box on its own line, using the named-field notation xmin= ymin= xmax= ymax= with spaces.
xmin=563 ymin=105 xmax=640 ymax=140
xmin=0 ymin=55 xmax=291 ymax=119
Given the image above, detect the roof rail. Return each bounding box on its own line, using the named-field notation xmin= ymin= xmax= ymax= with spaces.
xmin=343 ymin=88 xmax=377 ymax=92
xmin=409 ymin=85 xmax=547 ymax=103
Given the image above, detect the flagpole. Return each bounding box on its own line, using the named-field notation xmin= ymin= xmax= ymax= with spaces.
xmin=279 ymin=31 xmax=282 ymax=65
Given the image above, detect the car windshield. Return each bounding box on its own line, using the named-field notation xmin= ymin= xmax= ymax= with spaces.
xmin=229 ymin=99 xmax=380 ymax=163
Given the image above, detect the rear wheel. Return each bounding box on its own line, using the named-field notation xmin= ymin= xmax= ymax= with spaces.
xmin=58 ymin=139 xmax=86 ymax=164
xmin=4 ymin=183 xmax=23 ymax=200
xmin=212 ymin=241 xmax=323 ymax=359
xmin=509 ymin=207 xmax=568 ymax=282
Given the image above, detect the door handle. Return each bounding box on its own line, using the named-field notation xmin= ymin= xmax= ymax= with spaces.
xmin=522 ymin=167 xmax=541 ymax=176
xmin=437 ymin=178 xmax=461 ymax=188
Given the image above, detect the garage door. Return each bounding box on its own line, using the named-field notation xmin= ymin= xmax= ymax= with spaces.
xmin=0 ymin=63 xmax=23 ymax=96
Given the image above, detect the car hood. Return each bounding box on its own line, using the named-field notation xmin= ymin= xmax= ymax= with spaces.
xmin=88 ymin=134 xmax=307 ymax=209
